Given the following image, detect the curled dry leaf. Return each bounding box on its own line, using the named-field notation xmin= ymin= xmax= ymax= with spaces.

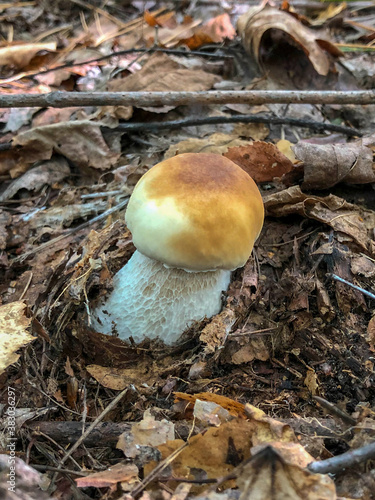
xmin=0 ymin=42 xmax=56 ymax=68
xmin=0 ymin=301 xmax=34 ymax=375
xmin=244 ymin=404 xmax=295 ymax=445
xmin=237 ymin=4 xmax=341 ymax=77
xmin=293 ymin=134 xmax=375 ymax=189
xmin=224 ymin=141 xmax=295 ymax=183
xmin=264 ymin=186 xmax=374 ymax=252
xmin=237 ymin=446 xmax=336 ymax=500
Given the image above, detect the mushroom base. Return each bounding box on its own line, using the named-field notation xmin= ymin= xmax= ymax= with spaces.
xmin=92 ymin=250 xmax=231 ymax=344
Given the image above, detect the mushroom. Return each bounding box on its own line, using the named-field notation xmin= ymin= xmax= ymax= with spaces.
xmin=93 ymin=153 xmax=264 ymax=344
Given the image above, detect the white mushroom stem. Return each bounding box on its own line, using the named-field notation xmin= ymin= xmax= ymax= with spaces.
xmin=92 ymin=250 xmax=231 ymax=344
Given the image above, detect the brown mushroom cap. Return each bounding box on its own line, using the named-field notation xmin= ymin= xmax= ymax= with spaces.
xmin=125 ymin=153 xmax=264 ymax=272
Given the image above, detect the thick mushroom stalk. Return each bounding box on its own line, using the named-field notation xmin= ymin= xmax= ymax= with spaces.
xmin=93 ymin=250 xmax=231 ymax=344
xmin=92 ymin=153 xmax=264 ymax=345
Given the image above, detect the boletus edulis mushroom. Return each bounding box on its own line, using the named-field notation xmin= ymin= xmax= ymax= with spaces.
xmin=93 ymin=153 xmax=264 ymax=344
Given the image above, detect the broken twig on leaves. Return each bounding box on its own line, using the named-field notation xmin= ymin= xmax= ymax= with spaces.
xmin=0 ymin=90 xmax=374 ymax=108
xmin=308 ymin=441 xmax=375 ymax=475
xmin=329 ymin=273 xmax=375 ymax=301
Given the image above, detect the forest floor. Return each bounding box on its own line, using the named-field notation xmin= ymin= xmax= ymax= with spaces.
xmin=0 ymin=1 xmax=375 ymax=499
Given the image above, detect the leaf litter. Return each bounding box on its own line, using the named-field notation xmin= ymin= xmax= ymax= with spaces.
xmin=0 ymin=1 xmax=375 ymax=499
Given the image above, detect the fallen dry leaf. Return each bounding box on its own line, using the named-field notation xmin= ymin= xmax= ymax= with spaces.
xmin=309 ymin=2 xmax=347 ymax=27
xmin=145 ymin=419 xmax=279 ymax=486
xmin=75 ymin=463 xmax=138 ymax=489
xmin=237 ymin=4 xmax=341 ymax=76
xmin=0 ymin=42 xmax=56 ymax=68
xmin=0 ymin=455 xmax=52 ymax=500
xmin=164 ymin=133 xmax=249 ymax=159
xmin=227 ymin=336 xmax=270 ymax=364
xmin=0 ymin=210 xmax=11 ymax=250
xmin=245 ymin=404 xmax=295 ymax=445
xmin=12 ymin=120 xmax=120 ymax=175
xmin=3 ymin=107 xmax=39 ymax=133
xmin=233 ymin=122 xmax=269 ymax=141
xmin=32 ymin=107 xmax=84 ymax=128
xmin=145 ymin=408 xmax=295 ymax=488
xmin=108 ymin=53 xmax=220 ymax=113
xmin=200 ymin=308 xmax=236 ymax=353
xmin=250 ymin=441 xmax=315 ymax=469
xmin=304 ymin=370 xmax=319 ymax=396
xmin=224 ymin=142 xmax=295 ymax=182
xmin=86 ymin=362 xmax=157 ymax=390
xmin=193 ymin=399 xmax=233 ymax=426
xmin=117 ymin=408 xmax=175 ymax=458
xmin=183 ymin=13 xmax=235 ymax=48
xmin=0 ymin=157 xmax=70 ymax=202
xmin=315 ymin=278 xmax=335 ymax=321
xmin=144 ymin=10 xmax=177 ymax=29
xmin=174 ymin=392 xmax=247 ymax=418
xmin=24 ymin=200 xmax=109 ymax=230
xmin=293 ymin=134 xmax=375 ymax=189
xmin=237 ymin=446 xmax=336 ymax=500
xmin=351 ymin=255 xmax=375 ymax=278
xmin=264 ymin=186 xmax=374 ymax=252
xmin=276 ymin=139 xmax=298 ymax=163
xmin=0 ymin=301 xmax=34 ymax=375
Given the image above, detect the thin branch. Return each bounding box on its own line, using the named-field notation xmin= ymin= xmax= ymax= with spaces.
xmin=30 ymin=464 xmax=88 ymax=476
xmin=329 ymin=273 xmax=375 ymax=301
xmin=308 ymin=441 xmax=375 ymax=474
xmin=0 ymin=90 xmax=374 ymax=109
xmin=313 ymin=396 xmax=357 ymax=426
xmin=108 ymin=114 xmax=360 ymax=136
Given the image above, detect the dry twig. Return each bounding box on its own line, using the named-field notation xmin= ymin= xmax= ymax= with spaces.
xmin=308 ymin=441 xmax=375 ymax=474
xmin=0 ymin=90 xmax=374 ymax=108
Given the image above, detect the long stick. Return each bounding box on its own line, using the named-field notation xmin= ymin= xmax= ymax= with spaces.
xmin=0 ymin=90 xmax=374 ymax=108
